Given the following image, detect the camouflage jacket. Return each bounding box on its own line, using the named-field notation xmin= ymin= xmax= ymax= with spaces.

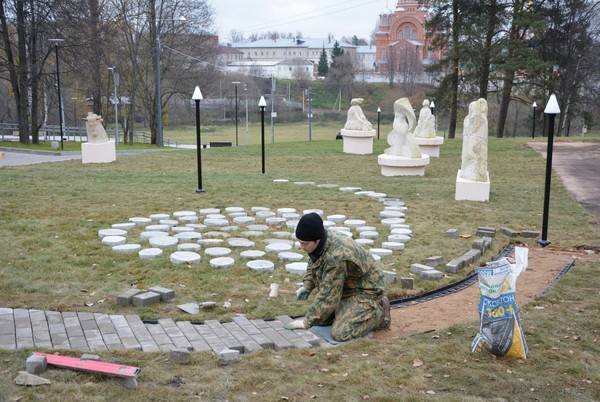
xmin=303 ymin=229 xmax=385 ymax=327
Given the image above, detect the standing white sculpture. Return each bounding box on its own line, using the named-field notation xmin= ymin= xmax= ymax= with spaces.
xmin=340 ymin=98 xmax=376 ymax=154
xmin=455 ymin=98 xmax=490 ymax=201
xmin=414 ymin=99 xmax=436 ymax=139
xmin=81 ymin=111 xmax=116 ymax=164
xmin=378 ymin=98 xmax=430 ymax=176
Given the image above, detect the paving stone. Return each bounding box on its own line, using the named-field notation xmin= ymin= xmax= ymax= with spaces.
xmin=170 ymin=348 xmax=191 ymax=364
xmin=520 ymin=230 xmax=540 ymax=238
xmin=232 ymin=316 xmax=274 ymax=349
xmin=26 ymin=355 xmax=47 ymax=375
xmin=472 ymin=238 xmax=486 ymax=250
xmin=382 ymin=270 xmax=397 ymax=284
xmin=400 ymin=277 xmax=414 ymax=289
xmin=132 ymin=292 xmax=161 ymax=307
xmin=175 ymin=322 xmax=212 ymax=352
xmin=203 ymin=320 xmax=244 ymax=352
xmin=271 ymin=318 xmax=313 ymax=349
xmin=445 ymin=258 xmax=466 ymax=274
xmin=117 ymin=289 xmax=144 ymax=306
xmin=446 ymin=228 xmax=459 ymax=238
xmin=217 ymin=348 xmax=240 ymax=365
xmin=278 ymin=251 xmax=304 ymax=262
xmin=222 ymin=321 xmax=263 ymax=353
xmin=476 ymin=226 xmax=496 ymax=238
xmin=251 ymin=319 xmax=294 ymax=350
xmin=148 ymin=286 xmax=176 ymax=301
xmin=424 ymin=256 xmax=444 ymax=267
xmin=420 ymin=269 xmax=444 ymax=280
xmin=195 ymin=324 xmax=228 ymax=353
xmin=410 ymin=263 xmax=432 ymax=274
xmin=499 ymin=227 xmax=518 ymax=237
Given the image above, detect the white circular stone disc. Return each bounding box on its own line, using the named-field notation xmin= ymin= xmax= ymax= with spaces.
xmin=369 ymin=248 xmax=393 ymax=257
xmin=129 ymin=217 xmax=152 ymax=226
xmin=199 ymin=208 xmax=220 ymax=215
xmin=159 ymin=219 xmax=179 ymax=227
xmin=139 ymin=248 xmax=163 ymax=259
xmin=145 ymin=224 xmax=170 ymax=232
xmin=247 ymin=260 xmax=275 ymax=272
xmin=391 ymin=228 xmax=412 ymax=236
xmin=173 ymin=210 xmax=197 ymax=218
xmin=273 ymin=179 xmax=289 ymax=183
xmin=170 ymin=251 xmax=201 ymax=264
xmin=256 ymin=211 xmax=276 ymax=219
xmin=178 ymin=243 xmax=201 ymax=251
xmin=225 ymin=207 xmax=245 ymax=213
xmin=111 ymin=223 xmax=136 ymax=231
xmin=247 ymin=224 xmax=269 ymax=231
xmin=102 ymin=235 xmax=127 ymax=246
xmin=355 ymin=238 xmax=374 ymax=246
xmin=251 ymin=206 xmax=270 ymax=212
xmin=339 ymin=187 xmax=361 ymax=192
xmin=98 ymin=228 xmax=127 ymax=238
xmin=265 ymin=243 xmax=292 ymax=252
xmin=140 ymin=231 xmax=170 ymax=240
xmin=381 ymin=218 xmax=406 ymax=226
xmin=380 ymin=210 xmax=405 ymax=219
xmin=149 ymin=213 xmax=170 ymax=221
xmin=172 ymin=226 xmax=195 ymax=233
xmin=178 ymin=215 xmax=199 ymax=223
xmin=278 ymin=251 xmax=304 ymax=262
xmin=382 ymin=241 xmax=405 ymax=251
xmin=112 ymin=243 xmax=141 ymax=253
xmin=204 ymin=247 xmax=232 ymax=256
xmin=265 ymin=217 xmax=286 ymax=225
xmin=360 ymin=231 xmax=379 ymax=239
xmin=198 ymin=238 xmax=224 ymax=245
xmin=285 ymin=262 xmax=308 ymax=275
xmin=356 ymin=226 xmax=377 ymax=233
xmin=209 ymin=257 xmax=235 ymax=268
xmin=240 ymin=250 xmax=266 ymax=259
xmin=233 ymin=216 xmax=256 ymax=225
xmin=388 ymin=234 xmax=411 ymax=243
xmin=204 ymin=218 xmax=229 ymax=227
xmin=327 ymin=214 xmax=346 ymax=222
xmin=227 ymin=238 xmax=256 ymax=248
xmin=344 ymin=219 xmax=366 ymax=228
xmin=149 ymin=236 xmax=179 ymax=248
xmin=174 ymin=232 xmax=202 ymax=241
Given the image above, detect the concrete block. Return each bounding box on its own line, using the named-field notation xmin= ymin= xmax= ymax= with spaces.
xmin=382 ymin=270 xmax=397 ymax=284
xmin=499 ymin=227 xmax=518 ymax=237
xmin=424 ymin=256 xmax=444 ymax=267
xmin=132 ymin=291 xmax=161 ymax=307
xmin=410 ymin=263 xmax=432 ymax=274
xmin=80 ymin=353 xmax=100 ymax=361
xmin=26 ymin=354 xmax=47 ymax=375
xmin=169 ymin=348 xmax=191 ymax=364
xmin=445 ymin=259 xmax=465 ymax=274
xmin=482 ymin=236 xmax=493 ymax=248
xmin=116 ymin=377 xmax=138 ymax=389
xmin=476 ymin=226 xmax=496 ymax=238
xmin=420 ymin=270 xmax=444 ymax=280
xmin=520 ymin=230 xmax=540 ymax=238
xmin=472 ymin=238 xmax=486 ymax=250
xmin=446 ymin=229 xmax=459 ymax=238
xmin=148 ymin=286 xmax=175 ymax=301
xmin=117 ymin=289 xmax=144 ymax=306
xmin=400 ymin=277 xmax=414 ymax=289
xmin=217 ymin=348 xmax=240 ymax=366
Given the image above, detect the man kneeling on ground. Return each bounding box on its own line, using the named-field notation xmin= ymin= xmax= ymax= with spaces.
xmin=284 ymin=212 xmax=391 ymax=341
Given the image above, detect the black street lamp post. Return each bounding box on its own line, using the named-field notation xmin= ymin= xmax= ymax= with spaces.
xmin=538 ymin=94 xmax=560 ymax=247
xmin=259 ymin=96 xmax=267 ymax=174
xmin=192 ymin=86 xmax=204 ymax=193
xmin=49 ymin=38 xmax=65 ymax=150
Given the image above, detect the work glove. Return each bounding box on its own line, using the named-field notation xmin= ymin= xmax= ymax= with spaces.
xmin=295 ymin=286 xmax=311 ymax=300
xmin=283 ymin=320 xmax=306 ymax=330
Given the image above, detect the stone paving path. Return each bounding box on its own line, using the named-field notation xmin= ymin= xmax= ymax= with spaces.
xmin=0 ymin=308 xmax=324 ymax=354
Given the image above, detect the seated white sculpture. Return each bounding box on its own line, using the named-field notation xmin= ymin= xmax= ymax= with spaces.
xmin=384 ymin=98 xmax=422 ymax=158
xmin=414 ymin=99 xmax=436 ymax=138
xmin=460 ymin=98 xmax=488 ymax=182
xmin=344 ymin=98 xmax=372 ymax=131
xmin=83 ymin=112 xmax=109 ymax=143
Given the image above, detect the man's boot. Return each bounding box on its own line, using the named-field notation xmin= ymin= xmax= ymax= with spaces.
xmin=377 ymin=296 xmax=391 ymax=330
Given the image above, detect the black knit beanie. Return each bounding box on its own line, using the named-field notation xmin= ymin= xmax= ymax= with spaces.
xmin=295 ymin=212 xmax=325 ymax=241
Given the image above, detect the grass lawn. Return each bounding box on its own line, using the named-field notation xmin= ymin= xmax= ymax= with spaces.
xmin=0 ymin=132 xmax=599 ymax=401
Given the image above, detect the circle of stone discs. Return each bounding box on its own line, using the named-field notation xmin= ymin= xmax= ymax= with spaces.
xmin=344 ymin=219 xmax=366 ymax=228
xmin=149 ymin=236 xmax=178 ymax=248
xmin=303 ymin=209 xmax=323 ymax=216
xmin=169 ymin=251 xmax=201 ymax=265
xmin=256 ymin=211 xmax=276 ymax=219
xmin=173 ymin=210 xmax=197 ymax=218
xmin=265 ymin=217 xmax=286 ymax=225
xmin=178 ymin=243 xmax=201 ymax=252
xmin=240 ymin=250 xmax=266 ymax=259
xmin=355 ymin=238 xmax=374 ymax=246
xmin=204 ymin=247 xmax=232 ymax=256
xmin=139 ymin=248 xmax=163 ymax=259
xmin=246 ymin=260 xmax=275 ymax=272
xmin=129 ymin=217 xmax=152 ymax=226
xmin=199 ymin=208 xmax=220 ymax=215
xmin=111 ymin=223 xmax=136 ymax=231
xmin=277 ymin=207 xmax=296 ymax=216
xmin=369 ymin=248 xmax=393 ymax=257
xmin=265 ymin=243 xmax=292 ymax=253
xmin=285 ymin=262 xmax=308 ymax=275
xmin=149 ymin=213 xmax=170 ymax=221
xmin=140 ymin=231 xmax=169 ymax=240
xmin=360 ymin=231 xmax=379 ymax=239
xmin=225 ymin=207 xmax=245 ymax=213
xmin=381 ymin=241 xmax=405 ymax=251
xmin=159 ymin=219 xmax=179 ymax=227
xmin=102 ymin=235 xmax=127 ymax=246
xmin=233 ymin=216 xmax=256 ymax=225
xmin=204 ymin=218 xmax=229 ymax=227
xmin=206 ymin=213 xmax=227 ymax=220
xmin=339 ymin=187 xmax=362 ymax=192
xmin=112 ymin=244 xmax=141 ymax=253
xmin=381 ymin=218 xmax=405 ymax=226
xmin=210 ymin=257 xmax=235 ymax=269
xmin=172 ymin=226 xmax=195 ymax=233
xmin=98 ymin=228 xmax=128 ymax=238
xmin=356 ymin=226 xmax=377 ymax=233
xmin=227 ymin=238 xmax=256 ymax=248
xmin=388 ymin=234 xmax=411 ymax=243
xmin=198 ymin=239 xmax=224 ymax=245
xmin=380 ymin=210 xmax=405 ymax=219
xmin=145 ymin=224 xmax=170 ymax=232
xmin=327 ymin=214 xmax=346 ymax=223
xmin=391 ymin=228 xmax=412 ymax=236
xmin=174 ymin=232 xmax=202 ymax=241
xmin=278 ymin=251 xmax=304 ymax=262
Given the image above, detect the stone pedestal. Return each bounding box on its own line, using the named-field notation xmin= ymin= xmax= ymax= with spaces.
xmin=377 ymin=154 xmax=430 ymax=176
xmin=341 ymin=129 xmax=376 ymax=154
xmin=415 ymin=136 xmax=444 ymax=158
xmin=455 ymin=170 xmax=490 ymax=201
xmin=82 ymin=140 xmax=116 ymax=164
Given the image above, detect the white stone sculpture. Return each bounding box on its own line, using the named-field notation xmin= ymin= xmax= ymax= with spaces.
xmin=344 ymin=98 xmax=372 ymax=131
xmin=414 ymin=99 xmax=436 ymax=138
xmin=83 ymin=112 xmax=109 ymax=143
xmin=384 ymin=98 xmax=421 ymax=158
xmin=460 ymin=98 xmax=488 ymax=182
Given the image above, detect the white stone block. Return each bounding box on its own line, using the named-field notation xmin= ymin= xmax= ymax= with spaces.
xmin=378 ymin=154 xmax=430 ymax=176
xmin=341 ymin=129 xmax=376 ymax=154
xmin=81 ymin=140 xmax=116 ymax=164
xmin=455 ymin=170 xmax=490 ymax=202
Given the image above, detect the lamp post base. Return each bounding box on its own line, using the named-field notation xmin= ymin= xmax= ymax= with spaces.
xmin=537 ymin=239 xmax=551 ymax=247
xmin=196 ymin=188 xmax=205 ymax=193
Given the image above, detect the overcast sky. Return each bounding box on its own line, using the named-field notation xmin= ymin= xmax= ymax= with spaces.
xmin=211 ymin=0 xmax=383 ymax=43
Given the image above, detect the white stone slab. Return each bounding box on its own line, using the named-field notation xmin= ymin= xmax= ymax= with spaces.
xmin=285 ymin=262 xmax=308 ymax=275
xmin=251 ymin=206 xmax=271 ymax=212
xmin=102 ymin=235 xmax=127 ymax=246
xmin=140 ymin=230 xmax=170 ymax=240
xmin=247 ymin=224 xmax=269 ymax=231
xmin=285 ymin=220 xmax=299 ymax=229
xmin=112 ymin=244 xmax=142 ymax=253
xmin=273 ymin=179 xmax=289 ymax=183
xmin=98 ymin=228 xmax=128 ymax=238
xmin=204 ymin=218 xmax=229 ymax=227
xmin=384 ymin=199 xmax=406 ymax=207
xmin=186 ymin=223 xmax=207 ymax=231
xmin=317 ymin=183 xmax=339 ymax=188
xmin=282 ymin=213 xmax=300 ymax=220
xmin=178 ymin=215 xmax=199 ymax=223
xmin=388 ymin=234 xmax=411 ymax=243
xmin=278 ymin=251 xmax=304 ymax=262
xmin=327 ymin=214 xmax=346 ymax=223
xmin=206 ymin=214 xmax=227 ymax=220
xmin=355 ymin=238 xmax=374 ymax=247
xmin=384 ymin=206 xmax=408 ymax=213
xmin=339 ymin=187 xmax=362 ymax=192
xmin=356 ymin=226 xmax=377 ymax=233
xmin=229 ymin=212 xmax=247 ymax=219
xmin=344 ymin=219 xmax=366 ymax=228
xmin=277 ymin=207 xmax=296 ymax=216
xmin=381 ymin=241 xmax=405 ymax=251
xmin=111 ymin=223 xmax=136 ymax=231
xmin=240 ymin=250 xmax=266 ymax=259
xmin=198 ymin=238 xmax=224 ymax=245
xmin=354 ymin=190 xmax=375 ymax=197
xmin=227 ymin=238 xmax=256 ymax=248
xmin=264 ymin=238 xmax=294 ymax=245
xmin=149 ymin=213 xmax=170 ymax=221
xmin=149 ymin=236 xmax=178 ymax=248
xmin=220 ymin=226 xmax=240 ymax=232
xmin=265 ymin=243 xmax=292 ymax=253
xmin=367 ymin=192 xmax=387 ymax=199
xmin=159 ymin=219 xmax=179 ymax=227
xmin=390 ymin=223 xmax=410 ymax=229
xmin=173 ymin=210 xmax=197 ymax=218
xmin=391 ymin=228 xmax=412 ymax=236
xmin=256 ymin=211 xmax=276 ymax=219
xmin=210 ymin=257 xmax=235 ymax=268
xmin=294 ymin=181 xmax=315 ymax=186
xmin=265 ymin=217 xmax=286 ymax=225
xmin=81 ymin=140 xmax=116 ymax=163
xmin=455 ymin=170 xmax=490 ymax=202
xmin=359 ymin=231 xmax=379 ymax=239
xmin=380 ymin=210 xmax=405 ymax=219
xmin=178 ymin=243 xmax=201 ymax=252
xmin=174 ymin=232 xmax=202 ymax=241
xmin=246 ymin=260 xmax=275 ymax=272
xmin=381 ymin=218 xmax=406 ymax=226
xmin=241 ymin=231 xmax=265 ymax=237
xmin=369 ymin=248 xmax=393 ymax=257
xmin=204 ymin=231 xmax=230 ymax=238
xmin=172 ymin=226 xmax=195 ymax=233
xmin=170 ymin=251 xmax=201 ymax=264
xmin=225 ymin=207 xmax=245 ymax=214
xmin=139 ymin=248 xmax=163 ymax=259
xmin=146 ymin=224 xmax=170 ymax=232
xmin=129 ymin=217 xmax=152 ymax=226
xmin=233 ymin=216 xmax=256 ymax=225
xmin=199 ymin=208 xmax=220 ymax=215
xmin=204 ymin=247 xmax=232 ymax=256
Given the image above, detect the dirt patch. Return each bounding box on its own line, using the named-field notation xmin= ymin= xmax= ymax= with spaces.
xmin=374 ymin=244 xmax=600 ymax=339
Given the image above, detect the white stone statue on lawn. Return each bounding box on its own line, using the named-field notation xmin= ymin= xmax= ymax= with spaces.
xmin=83 ymin=112 xmax=109 ymax=143
xmin=344 ymin=98 xmax=372 ymax=131
xmin=384 ymin=98 xmax=421 ymax=158
xmin=414 ymin=99 xmax=436 ymax=138
xmin=460 ymin=98 xmax=488 ymax=182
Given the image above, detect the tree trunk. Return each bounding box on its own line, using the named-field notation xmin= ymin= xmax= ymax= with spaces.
xmin=448 ymin=0 xmax=460 ymax=139
xmin=495 ymin=72 xmax=514 ymax=138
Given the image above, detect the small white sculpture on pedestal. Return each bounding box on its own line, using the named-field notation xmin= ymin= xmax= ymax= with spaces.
xmin=340 ymin=98 xmax=376 ymax=154
xmin=414 ymin=99 xmax=445 ymax=157
xmin=455 ymin=98 xmax=490 ymax=201
xmin=378 ymin=98 xmax=430 ymax=176
xmin=81 ymin=112 xmax=116 ymax=164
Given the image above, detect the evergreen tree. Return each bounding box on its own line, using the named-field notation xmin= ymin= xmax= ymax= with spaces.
xmin=317 ymin=46 xmax=329 ymax=77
